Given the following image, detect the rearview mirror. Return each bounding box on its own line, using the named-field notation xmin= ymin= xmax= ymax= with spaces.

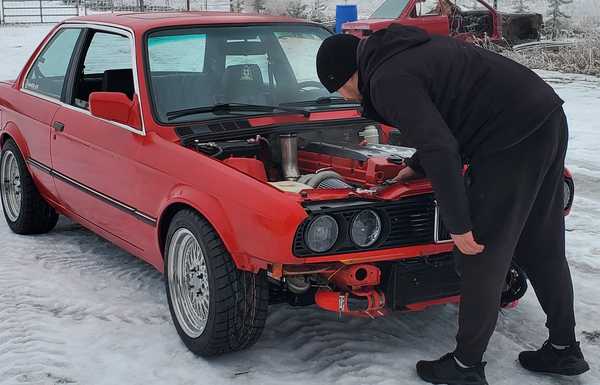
xmin=89 ymin=92 xmax=142 ymax=130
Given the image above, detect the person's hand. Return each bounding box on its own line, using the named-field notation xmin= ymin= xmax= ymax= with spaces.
xmin=451 ymin=231 xmax=485 ymax=255
xmin=389 ymin=166 xmax=418 ymax=183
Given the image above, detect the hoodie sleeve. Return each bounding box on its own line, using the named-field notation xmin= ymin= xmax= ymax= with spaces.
xmin=371 ymin=74 xmax=472 ymax=235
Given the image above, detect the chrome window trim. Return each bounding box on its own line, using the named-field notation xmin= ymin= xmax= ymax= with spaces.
xmin=21 ymin=22 xmax=147 ymax=136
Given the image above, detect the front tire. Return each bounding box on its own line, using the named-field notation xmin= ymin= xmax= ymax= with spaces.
xmin=164 ymin=209 xmax=268 ymax=357
xmin=1 ymin=139 xmax=58 ymax=234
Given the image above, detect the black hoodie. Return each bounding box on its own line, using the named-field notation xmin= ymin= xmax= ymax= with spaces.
xmin=357 ymin=24 xmax=563 ymax=235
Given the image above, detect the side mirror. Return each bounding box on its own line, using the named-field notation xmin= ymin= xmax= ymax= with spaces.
xmin=89 ymin=92 xmax=142 ymax=130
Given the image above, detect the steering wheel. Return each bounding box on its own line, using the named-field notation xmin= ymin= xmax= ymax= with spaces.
xmin=297 ymin=81 xmax=324 ymax=92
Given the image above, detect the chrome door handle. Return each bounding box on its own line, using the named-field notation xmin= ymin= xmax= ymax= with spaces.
xmin=53 ymin=121 xmax=65 ymax=132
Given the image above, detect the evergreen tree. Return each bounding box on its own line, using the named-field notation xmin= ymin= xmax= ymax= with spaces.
xmin=546 ymin=0 xmax=573 ymax=40
xmin=286 ymin=0 xmax=309 ymax=19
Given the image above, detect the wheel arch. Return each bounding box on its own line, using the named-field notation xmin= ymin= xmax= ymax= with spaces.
xmin=156 ymin=189 xmax=262 ymax=273
xmin=1 ymin=122 xmax=30 ymax=157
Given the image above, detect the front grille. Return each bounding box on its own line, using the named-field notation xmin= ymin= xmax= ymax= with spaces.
xmin=293 ymin=194 xmax=450 ymax=257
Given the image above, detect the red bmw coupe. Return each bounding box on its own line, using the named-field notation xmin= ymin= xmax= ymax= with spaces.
xmin=0 ymin=12 xmax=574 ymax=356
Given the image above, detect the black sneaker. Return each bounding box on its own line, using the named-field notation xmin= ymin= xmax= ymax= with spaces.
xmin=519 ymin=341 xmax=590 ymax=376
xmin=416 ymin=353 xmax=489 ymax=385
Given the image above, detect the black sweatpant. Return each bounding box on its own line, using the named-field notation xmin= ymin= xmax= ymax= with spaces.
xmin=454 ymin=107 xmax=576 ymax=365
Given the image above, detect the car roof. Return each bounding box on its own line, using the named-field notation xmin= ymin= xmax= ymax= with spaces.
xmin=62 ymin=12 xmax=320 ymax=33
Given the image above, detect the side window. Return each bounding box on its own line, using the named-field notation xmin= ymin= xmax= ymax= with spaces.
xmin=83 ymin=32 xmax=131 ymax=74
xmin=24 ymin=28 xmax=81 ymax=99
xmin=73 ymin=31 xmax=133 ymax=109
xmin=414 ymin=0 xmax=442 ymax=16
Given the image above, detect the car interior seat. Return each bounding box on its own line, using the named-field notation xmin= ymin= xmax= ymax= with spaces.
xmin=222 ymin=64 xmax=268 ymax=105
xmin=103 ymin=69 xmax=134 ymax=100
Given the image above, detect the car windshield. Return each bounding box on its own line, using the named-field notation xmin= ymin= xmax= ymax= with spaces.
xmin=146 ymin=24 xmax=343 ymax=123
xmin=370 ymin=0 xmax=410 ymax=19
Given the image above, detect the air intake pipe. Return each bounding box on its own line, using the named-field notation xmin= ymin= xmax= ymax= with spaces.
xmin=280 ymin=134 xmax=300 ymax=180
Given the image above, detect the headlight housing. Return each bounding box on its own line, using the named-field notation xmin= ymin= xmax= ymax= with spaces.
xmin=350 ymin=209 xmax=382 ymax=247
xmin=305 ymin=215 xmax=339 ymax=253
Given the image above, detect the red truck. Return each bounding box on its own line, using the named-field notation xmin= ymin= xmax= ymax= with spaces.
xmin=343 ymin=0 xmax=543 ymax=46
xmin=0 ymin=12 xmax=571 ymax=357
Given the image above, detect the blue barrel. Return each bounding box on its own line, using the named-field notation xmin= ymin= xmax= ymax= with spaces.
xmin=336 ymin=4 xmax=358 ymax=33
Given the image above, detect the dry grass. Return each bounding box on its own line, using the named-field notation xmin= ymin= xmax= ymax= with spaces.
xmin=501 ymin=31 xmax=600 ymax=77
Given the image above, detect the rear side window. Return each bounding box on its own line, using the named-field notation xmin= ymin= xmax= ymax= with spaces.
xmin=23 ymin=28 xmax=81 ymax=99
xmin=83 ymin=32 xmax=131 ymax=75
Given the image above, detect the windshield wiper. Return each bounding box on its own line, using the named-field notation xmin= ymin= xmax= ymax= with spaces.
xmin=281 ymin=96 xmax=361 ymax=107
xmin=166 ymin=103 xmax=310 ymax=121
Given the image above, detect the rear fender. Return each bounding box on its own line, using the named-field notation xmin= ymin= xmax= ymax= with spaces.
xmin=0 ymin=122 xmax=30 ymax=157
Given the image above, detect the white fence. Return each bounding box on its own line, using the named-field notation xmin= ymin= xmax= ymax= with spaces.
xmin=0 ymin=0 xmax=230 ymax=23
xmin=1 ymin=0 xmax=78 ymax=23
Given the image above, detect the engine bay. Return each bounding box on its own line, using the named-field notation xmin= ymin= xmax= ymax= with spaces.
xmin=188 ymin=123 xmax=417 ymax=193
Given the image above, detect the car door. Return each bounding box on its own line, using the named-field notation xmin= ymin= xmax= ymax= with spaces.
xmin=401 ymin=0 xmax=450 ymax=36
xmin=18 ymin=27 xmax=83 ymax=202
xmin=50 ymin=26 xmax=150 ymax=250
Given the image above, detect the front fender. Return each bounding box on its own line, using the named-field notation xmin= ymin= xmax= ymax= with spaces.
xmin=157 ymin=184 xmax=252 ymax=269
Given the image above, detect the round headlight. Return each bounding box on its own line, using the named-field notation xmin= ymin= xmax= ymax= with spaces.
xmin=351 ymin=210 xmax=382 ymax=247
xmin=305 ymin=215 xmax=339 ymax=253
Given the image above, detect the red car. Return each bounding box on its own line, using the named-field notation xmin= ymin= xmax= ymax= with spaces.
xmin=343 ymin=0 xmax=543 ymax=46
xmin=0 ymin=12 xmax=573 ymax=357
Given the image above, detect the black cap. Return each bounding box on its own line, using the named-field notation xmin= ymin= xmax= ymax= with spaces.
xmin=316 ymin=34 xmax=361 ymax=93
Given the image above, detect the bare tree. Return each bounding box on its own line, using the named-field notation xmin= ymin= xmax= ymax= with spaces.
xmin=512 ymin=0 xmax=529 ymax=12
xmin=250 ymin=0 xmax=266 ymax=13
xmin=230 ymin=0 xmax=244 ymax=12
xmin=286 ymin=0 xmax=309 ymax=19
xmin=546 ymin=0 xmax=573 ymax=40
xmin=310 ymin=0 xmax=327 ymax=21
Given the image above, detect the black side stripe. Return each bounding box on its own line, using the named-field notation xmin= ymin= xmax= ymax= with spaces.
xmin=27 ymin=158 xmax=157 ymax=227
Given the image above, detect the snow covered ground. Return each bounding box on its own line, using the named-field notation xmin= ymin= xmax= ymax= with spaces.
xmin=1 ymin=24 xmax=599 ymax=385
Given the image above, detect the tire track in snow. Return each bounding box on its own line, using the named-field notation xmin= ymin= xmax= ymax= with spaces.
xmin=0 ymin=257 xmax=75 ymax=384
xmin=0 ymin=219 xmax=170 ymax=384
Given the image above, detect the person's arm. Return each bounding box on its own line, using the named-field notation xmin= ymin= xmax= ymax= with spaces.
xmin=404 ymin=151 xmax=425 ymax=176
xmin=371 ymin=73 xmax=472 ymax=235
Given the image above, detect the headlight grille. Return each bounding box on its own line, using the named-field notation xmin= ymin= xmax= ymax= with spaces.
xmin=293 ymin=194 xmax=444 ymax=257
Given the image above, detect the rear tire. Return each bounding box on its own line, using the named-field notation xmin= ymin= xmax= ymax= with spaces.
xmin=164 ymin=209 xmax=268 ymax=356
xmin=1 ymin=139 xmax=58 ymax=234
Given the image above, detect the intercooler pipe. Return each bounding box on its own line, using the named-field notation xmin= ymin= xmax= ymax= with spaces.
xmin=280 ymin=134 xmax=300 ymax=180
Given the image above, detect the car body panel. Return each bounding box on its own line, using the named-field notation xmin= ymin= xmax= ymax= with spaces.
xmin=0 ymin=83 xmax=59 ymax=200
